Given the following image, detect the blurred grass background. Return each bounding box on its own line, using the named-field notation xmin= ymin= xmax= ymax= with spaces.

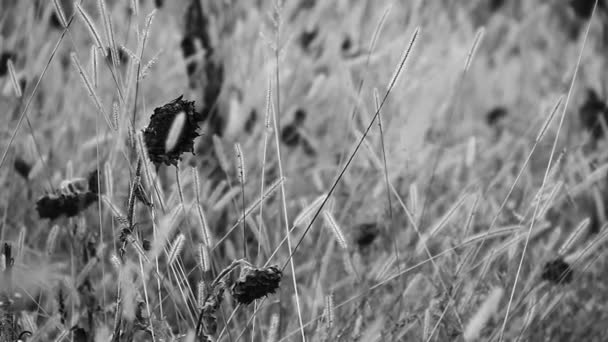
xmin=1 ymin=0 xmax=608 ymax=341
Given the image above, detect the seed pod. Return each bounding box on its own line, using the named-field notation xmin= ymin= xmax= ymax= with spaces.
xmin=231 ymin=265 xmax=282 ymax=305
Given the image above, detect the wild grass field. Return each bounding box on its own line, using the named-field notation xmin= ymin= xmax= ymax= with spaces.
xmin=1 ymin=0 xmax=608 ymax=341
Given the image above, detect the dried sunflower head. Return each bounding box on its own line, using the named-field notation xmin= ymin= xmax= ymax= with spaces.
xmin=36 ymin=192 xmax=98 ymax=220
xmin=231 ymin=265 xmax=282 ymax=305
xmin=142 ymin=95 xmax=205 ymax=166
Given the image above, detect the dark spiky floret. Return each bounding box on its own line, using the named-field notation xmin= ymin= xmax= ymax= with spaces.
xmin=579 ymin=88 xmax=608 ymax=139
xmin=541 ymin=257 xmax=573 ymax=285
xmin=231 ymin=265 xmax=282 ymax=305
xmin=13 ymin=156 xmax=32 ymax=180
xmin=353 ymin=222 xmax=381 ymax=248
xmin=142 ymin=96 xmax=205 ymax=166
xmin=0 ymin=51 xmax=17 ymax=77
xmin=486 ymin=106 xmax=508 ymax=126
xmin=36 ymin=192 xmax=98 ymax=220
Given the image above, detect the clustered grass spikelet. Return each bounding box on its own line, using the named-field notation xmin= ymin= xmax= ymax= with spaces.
xmin=142 ymin=95 xmax=205 ymax=166
xmin=231 ymin=265 xmax=282 ymax=305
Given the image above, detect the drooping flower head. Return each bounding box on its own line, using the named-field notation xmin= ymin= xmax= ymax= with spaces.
xmin=142 ymin=96 xmax=205 ymax=166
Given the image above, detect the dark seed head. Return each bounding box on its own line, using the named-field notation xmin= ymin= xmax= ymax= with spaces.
xmin=231 ymin=265 xmax=282 ymax=305
xmin=0 ymin=51 xmax=17 ymax=77
xmin=142 ymin=95 xmax=205 ymax=166
xmin=299 ymin=27 xmax=319 ymax=51
xmin=49 ymin=11 xmax=64 ymax=29
xmin=579 ymin=88 xmax=608 ymax=139
xmin=485 ymin=106 xmax=508 ymax=126
xmin=36 ymin=192 xmax=98 ymax=220
xmin=13 ymin=156 xmax=32 ymax=180
xmin=341 ymin=35 xmax=352 ymax=53
xmin=293 ymin=109 xmax=307 ymax=126
xmin=281 ymin=124 xmax=301 ymax=147
xmin=353 ymin=222 xmax=381 ymax=248
xmin=541 ymin=257 xmax=573 ymax=285
xmin=155 ymin=0 xmax=164 ymax=8
xmin=142 ymin=239 xmax=151 ymax=251
xmin=570 ymin=0 xmax=605 ymax=19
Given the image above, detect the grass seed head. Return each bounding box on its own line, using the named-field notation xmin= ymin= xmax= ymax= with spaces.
xmin=231 ymin=265 xmax=282 ymax=305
